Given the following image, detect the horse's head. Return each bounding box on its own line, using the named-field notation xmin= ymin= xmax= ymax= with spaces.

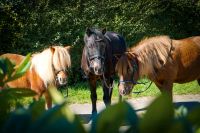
xmin=115 ymin=53 xmax=139 ymax=96
xmin=51 ymin=46 xmax=71 ymax=86
xmin=84 ymin=28 xmax=108 ymax=75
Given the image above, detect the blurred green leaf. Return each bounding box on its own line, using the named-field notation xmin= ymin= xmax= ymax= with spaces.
xmin=188 ymin=106 xmax=200 ymax=127
xmin=6 ymin=53 xmax=31 ymax=82
xmin=28 ymin=99 xmax=46 ymax=122
xmin=2 ymin=108 xmax=31 ymax=133
xmin=0 ymin=88 xmax=36 ymax=97
xmin=0 ymin=58 xmax=15 ymax=85
xmin=90 ymin=102 xmax=138 ymax=133
xmin=139 ymin=93 xmax=174 ymax=133
xmin=48 ymin=86 xmax=64 ymax=104
xmin=29 ymin=103 xmax=86 ymax=133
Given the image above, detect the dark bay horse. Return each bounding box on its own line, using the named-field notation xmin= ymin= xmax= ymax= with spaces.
xmin=81 ymin=28 xmax=126 ymax=115
xmin=116 ymin=35 xmax=200 ymax=97
xmin=0 ymin=46 xmax=71 ymax=109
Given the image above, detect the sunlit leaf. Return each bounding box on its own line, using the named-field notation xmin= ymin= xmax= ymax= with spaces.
xmin=48 ymin=86 xmax=64 ymax=104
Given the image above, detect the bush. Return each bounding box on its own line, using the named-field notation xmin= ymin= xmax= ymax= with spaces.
xmin=1 ymin=0 xmax=200 ymax=84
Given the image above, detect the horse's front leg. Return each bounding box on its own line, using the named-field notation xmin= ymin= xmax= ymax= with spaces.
xmin=89 ymin=78 xmax=97 ymax=116
xmin=102 ymin=77 xmax=113 ymax=107
xmin=44 ymin=90 xmax=52 ymax=109
xmin=155 ymin=80 xmax=173 ymax=100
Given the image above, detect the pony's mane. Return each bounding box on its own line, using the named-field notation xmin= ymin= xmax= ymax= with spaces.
xmin=31 ymin=46 xmax=71 ymax=87
xmin=117 ymin=36 xmax=172 ymax=78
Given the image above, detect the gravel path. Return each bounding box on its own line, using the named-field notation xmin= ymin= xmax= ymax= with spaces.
xmin=69 ymin=94 xmax=200 ymax=115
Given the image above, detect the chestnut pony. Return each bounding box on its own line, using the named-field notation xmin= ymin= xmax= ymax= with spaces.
xmin=0 ymin=46 xmax=71 ymax=108
xmin=116 ymin=36 xmax=200 ymax=97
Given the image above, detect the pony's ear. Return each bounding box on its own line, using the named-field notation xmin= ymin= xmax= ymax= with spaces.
xmin=101 ymin=28 xmax=106 ymax=35
xmin=86 ymin=28 xmax=92 ymax=36
xmin=50 ymin=47 xmax=55 ymax=54
xmin=65 ymin=46 xmax=72 ymax=52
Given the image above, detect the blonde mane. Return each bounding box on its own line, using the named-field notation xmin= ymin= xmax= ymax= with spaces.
xmin=31 ymin=46 xmax=71 ymax=87
xmin=116 ymin=36 xmax=172 ymax=79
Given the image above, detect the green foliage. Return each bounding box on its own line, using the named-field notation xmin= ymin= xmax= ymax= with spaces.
xmin=1 ymin=0 xmax=200 ymax=83
xmin=1 ymin=89 xmax=200 ymax=133
xmin=0 ymin=54 xmax=35 ymax=127
xmin=91 ymin=101 xmax=139 ymax=133
xmin=0 ymin=53 xmax=31 ymax=86
xmin=139 ymin=93 xmax=174 ymax=133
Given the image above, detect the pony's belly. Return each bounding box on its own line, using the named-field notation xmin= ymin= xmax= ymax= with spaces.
xmin=175 ymin=73 xmax=200 ymax=83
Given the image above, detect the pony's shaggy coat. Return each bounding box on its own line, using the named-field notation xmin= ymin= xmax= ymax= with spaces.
xmin=116 ymin=36 xmax=200 ymax=96
xmin=1 ymin=46 xmax=71 ymax=108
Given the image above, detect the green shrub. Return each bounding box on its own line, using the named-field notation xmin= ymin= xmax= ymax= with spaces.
xmin=1 ymin=0 xmax=200 ymax=84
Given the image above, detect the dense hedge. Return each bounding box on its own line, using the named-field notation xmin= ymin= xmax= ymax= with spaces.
xmin=1 ymin=0 xmax=200 ymax=84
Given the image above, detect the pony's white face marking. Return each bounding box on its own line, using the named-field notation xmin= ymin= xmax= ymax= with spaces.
xmin=31 ymin=46 xmax=71 ymax=88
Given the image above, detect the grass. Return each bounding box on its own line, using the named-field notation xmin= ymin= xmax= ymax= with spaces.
xmin=19 ymin=80 xmax=200 ymax=105
xmin=61 ymin=79 xmax=200 ymax=104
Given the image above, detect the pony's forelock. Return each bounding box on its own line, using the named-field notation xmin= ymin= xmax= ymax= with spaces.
xmin=31 ymin=46 xmax=71 ymax=88
xmin=53 ymin=46 xmax=71 ymax=71
xmin=116 ymin=54 xmax=129 ymax=76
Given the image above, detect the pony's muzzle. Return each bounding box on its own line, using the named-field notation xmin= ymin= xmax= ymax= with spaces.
xmin=118 ymin=83 xmax=132 ymax=96
xmin=92 ymin=60 xmax=104 ymax=75
xmin=56 ymin=71 xmax=67 ymax=86
xmin=57 ymin=76 xmax=67 ymax=85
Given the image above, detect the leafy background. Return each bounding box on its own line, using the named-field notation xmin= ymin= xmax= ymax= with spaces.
xmin=1 ymin=0 xmax=200 ymax=84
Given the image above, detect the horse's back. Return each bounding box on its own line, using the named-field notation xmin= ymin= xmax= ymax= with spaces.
xmin=0 ymin=53 xmax=25 ymax=65
xmin=173 ymin=36 xmax=200 ymax=82
xmin=105 ymin=31 xmax=126 ymax=55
